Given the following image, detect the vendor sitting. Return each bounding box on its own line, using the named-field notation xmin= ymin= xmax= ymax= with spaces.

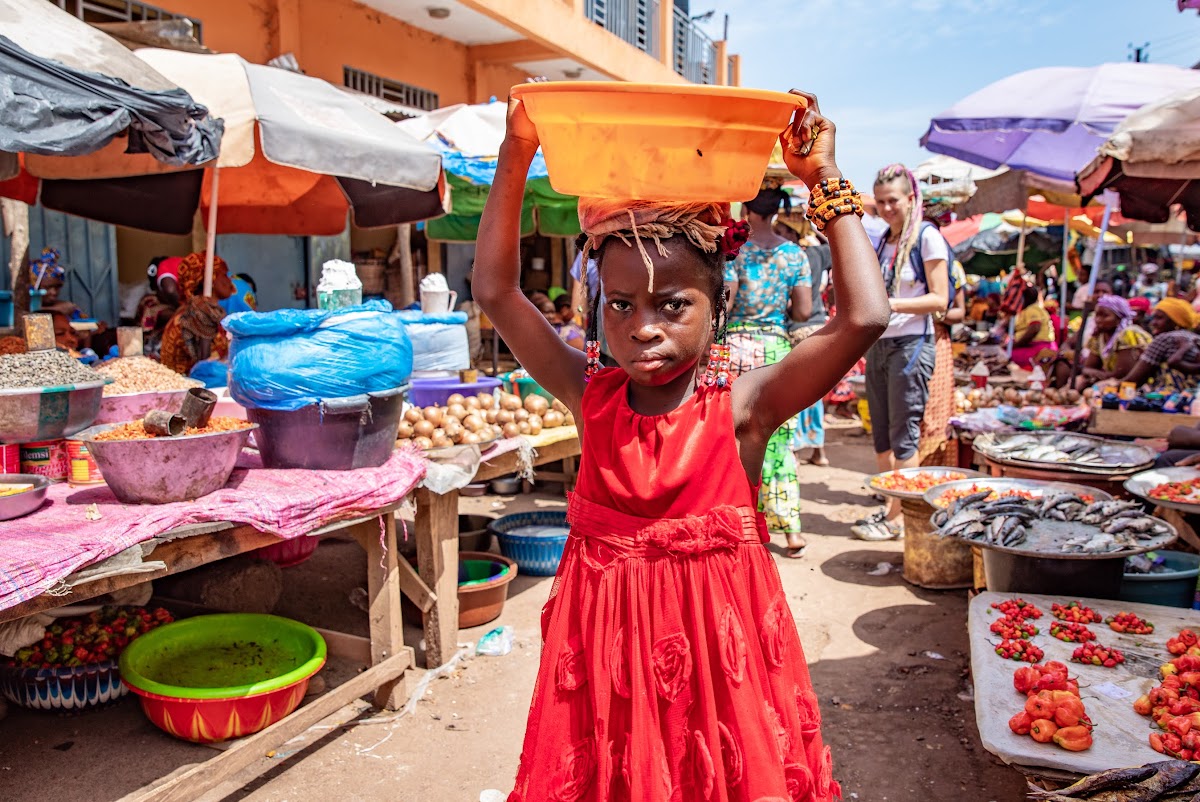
xmin=1121 ymin=298 xmax=1200 ymax=393
xmin=553 ymin=296 xmax=585 ymax=351
xmin=160 ymin=252 xmax=235 ymax=376
xmin=1075 ymin=295 xmax=1151 ymax=390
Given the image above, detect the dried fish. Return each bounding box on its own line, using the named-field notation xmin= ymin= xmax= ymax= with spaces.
xmin=1026 ymin=765 xmax=1158 ymax=799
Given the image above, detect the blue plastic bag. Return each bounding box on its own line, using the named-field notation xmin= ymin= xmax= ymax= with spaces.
xmin=189 ymin=359 xmax=229 ymax=388
xmin=225 ymin=300 xmax=413 ymax=411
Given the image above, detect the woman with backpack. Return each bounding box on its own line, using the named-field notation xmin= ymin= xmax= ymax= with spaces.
xmin=852 ymin=164 xmax=950 ymax=542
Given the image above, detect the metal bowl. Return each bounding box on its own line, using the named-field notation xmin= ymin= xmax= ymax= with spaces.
xmin=1124 ymin=466 xmax=1200 ymax=514
xmin=864 ymin=467 xmax=986 ymax=501
xmin=0 ymin=474 xmax=50 ymax=521
xmin=95 ymin=390 xmax=191 ymax=426
xmin=973 ymin=431 xmax=1155 ymax=475
xmin=923 ymin=477 xmax=1113 ymax=510
xmin=0 ymin=381 xmax=106 ymax=442
xmin=73 ymin=422 xmax=257 ymax=504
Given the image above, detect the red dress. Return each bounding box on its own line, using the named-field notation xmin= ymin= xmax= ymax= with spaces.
xmin=508 ymin=368 xmax=839 ymax=802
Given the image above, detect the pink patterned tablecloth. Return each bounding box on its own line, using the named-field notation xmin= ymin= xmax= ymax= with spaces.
xmin=0 ymin=448 xmax=426 ymax=611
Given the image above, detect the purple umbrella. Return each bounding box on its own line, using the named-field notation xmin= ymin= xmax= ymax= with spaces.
xmin=921 ymin=63 xmax=1200 ymax=182
xmin=1180 ymin=0 xmax=1200 ymax=12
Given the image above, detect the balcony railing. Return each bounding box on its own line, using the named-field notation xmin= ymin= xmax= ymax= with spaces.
xmin=584 ymin=0 xmax=660 ymax=59
xmin=672 ymin=7 xmax=716 ymax=84
xmin=50 ymin=0 xmax=202 ymax=42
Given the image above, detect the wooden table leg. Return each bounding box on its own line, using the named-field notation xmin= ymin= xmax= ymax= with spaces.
xmin=415 ymin=486 xmax=459 ymax=668
xmin=352 ymin=515 xmax=409 ymax=710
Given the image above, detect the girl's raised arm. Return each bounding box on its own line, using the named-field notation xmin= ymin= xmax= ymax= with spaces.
xmin=735 ymin=92 xmax=890 ymax=437
xmin=472 ymin=99 xmax=587 ymax=414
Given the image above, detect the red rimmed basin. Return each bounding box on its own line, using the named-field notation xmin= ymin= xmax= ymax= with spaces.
xmin=119 ymin=613 xmax=326 ymax=743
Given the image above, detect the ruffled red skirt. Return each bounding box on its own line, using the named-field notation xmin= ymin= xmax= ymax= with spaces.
xmin=508 ymin=494 xmax=839 ymax=802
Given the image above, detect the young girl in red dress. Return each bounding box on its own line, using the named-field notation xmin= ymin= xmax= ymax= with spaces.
xmin=474 ymin=90 xmax=890 ymax=802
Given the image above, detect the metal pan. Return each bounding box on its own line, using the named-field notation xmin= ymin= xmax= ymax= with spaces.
xmin=1124 ymin=466 xmax=1200 ymax=514
xmin=864 ymin=467 xmax=986 ymax=501
xmin=973 ymin=431 xmax=1155 ymax=475
xmin=924 ymin=478 xmax=1173 ymax=560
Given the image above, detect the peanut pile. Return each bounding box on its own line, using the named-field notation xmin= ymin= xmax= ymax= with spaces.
xmin=95 ymin=357 xmax=203 ymax=396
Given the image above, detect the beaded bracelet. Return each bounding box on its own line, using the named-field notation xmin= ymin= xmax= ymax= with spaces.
xmin=808 ymin=177 xmax=854 ymax=207
xmin=805 ymin=196 xmax=864 ymax=232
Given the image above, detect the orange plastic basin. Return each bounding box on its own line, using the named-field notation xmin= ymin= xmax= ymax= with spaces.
xmin=511 ymin=82 xmax=806 ymax=202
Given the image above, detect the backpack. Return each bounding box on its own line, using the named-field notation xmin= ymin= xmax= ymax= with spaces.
xmin=875 ymin=221 xmax=960 ymax=310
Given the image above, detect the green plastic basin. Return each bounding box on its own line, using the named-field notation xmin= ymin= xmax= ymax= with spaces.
xmin=119 ymin=613 xmax=326 ymax=700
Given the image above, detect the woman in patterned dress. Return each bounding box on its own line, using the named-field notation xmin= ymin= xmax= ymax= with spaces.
xmin=724 ymin=187 xmax=813 ymax=557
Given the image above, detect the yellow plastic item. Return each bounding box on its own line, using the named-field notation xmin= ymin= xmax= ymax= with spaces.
xmin=511 ymin=82 xmax=806 ymax=202
xmin=858 ymin=398 xmax=872 ymax=434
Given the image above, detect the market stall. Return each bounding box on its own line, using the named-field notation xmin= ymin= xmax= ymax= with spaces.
xmin=970 ymin=591 xmax=1200 ymax=783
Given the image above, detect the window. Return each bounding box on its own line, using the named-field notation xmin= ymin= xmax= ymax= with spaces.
xmin=51 ymin=0 xmax=202 ymax=42
xmin=343 ymin=67 xmax=439 ymax=113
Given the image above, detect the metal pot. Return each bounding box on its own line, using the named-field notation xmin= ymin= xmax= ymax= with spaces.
xmin=981 ymin=549 xmax=1126 ymax=599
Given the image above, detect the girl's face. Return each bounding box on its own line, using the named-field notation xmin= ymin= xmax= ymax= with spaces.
xmin=1093 ymin=306 xmax=1118 ymax=333
xmin=598 ymin=240 xmax=716 ymax=387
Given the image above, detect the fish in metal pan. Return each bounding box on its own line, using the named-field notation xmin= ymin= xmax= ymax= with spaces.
xmin=1025 ymin=765 xmax=1158 ymax=798
xmin=985 ymin=433 xmax=1148 ymax=467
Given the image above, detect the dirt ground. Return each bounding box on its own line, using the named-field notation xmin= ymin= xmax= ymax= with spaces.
xmin=0 ymin=427 xmax=1030 ymax=802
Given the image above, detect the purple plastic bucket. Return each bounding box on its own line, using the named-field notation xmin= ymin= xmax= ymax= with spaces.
xmin=409 ymin=377 xmax=501 ymax=408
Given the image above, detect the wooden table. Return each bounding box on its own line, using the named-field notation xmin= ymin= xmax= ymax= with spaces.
xmin=413 ymin=434 xmax=581 ymax=667
xmin=1090 ymin=407 xmax=1200 ymax=439
xmin=0 ymin=505 xmax=416 ymax=802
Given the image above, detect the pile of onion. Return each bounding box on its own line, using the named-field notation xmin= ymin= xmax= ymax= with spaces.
xmin=397 ymin=391 xmax=575 ymax=450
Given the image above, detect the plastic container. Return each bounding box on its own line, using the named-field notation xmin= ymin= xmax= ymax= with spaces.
xmin=490 ymin=511 xmax=570 ymax=577
xmin=0 ymin=659 xmax=126 ymax=712
xmin=248 ymin=385 xmax=407 ymax=471
xmin=409 ymin=377 xmax=501 ymax=408
xmin=1119 ymin=552 xmax=1200 ymax=609
xmin=458 ymin=552 xmax=518 ymax=628
xmin=512 ymin=82 xmax=805 ymax=201
xmin=252 ymin=537 xmax=319 ymax=568
xmin=0 ymin=444 xmax=20 ymax=473
xmin=119 ymin=613 xmax=326 ymax=744
xmin=499 ymin=372 xmax=553 ymax=402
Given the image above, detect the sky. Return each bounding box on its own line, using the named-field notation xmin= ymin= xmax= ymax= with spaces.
xmin=693 ymin=0 xmax=1200 ymax=187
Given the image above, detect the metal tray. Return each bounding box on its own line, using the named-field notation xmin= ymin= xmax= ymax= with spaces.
xmin=864 ymin=467 xmax=986 ymax=501
xmin=923 ymin=478 xmax=1173 ymax=560
xmin=923 ymin=477 xmax=1114 ymax=509
xmin=973 ymin=431 xmax=1155 ymax=475
xmin=0 ymin=474 xmax=50 ymax=521
xmin=1124 ymin=466 xmax=1200 ymax=513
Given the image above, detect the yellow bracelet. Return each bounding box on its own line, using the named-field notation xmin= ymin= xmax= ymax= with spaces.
xmin=808 ymin=177 xmax=855 ymax=207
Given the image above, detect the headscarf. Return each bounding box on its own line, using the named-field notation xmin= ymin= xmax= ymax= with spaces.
xmin=161 ymin=252 xmax=230 ymax=375
xmin=1156 ymin=298 xmax=1199 ymax=330
xmin=1096 ymin=294 xmax=1134 ymax=359
xmin=577 ymin=200 xmax=736 ymax=292
xmin=1129 ymin=296 xmax=1151 ymax=315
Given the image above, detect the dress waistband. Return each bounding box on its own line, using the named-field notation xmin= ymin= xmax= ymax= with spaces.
xmin=567 ymin=493 xmax=765 ymax=558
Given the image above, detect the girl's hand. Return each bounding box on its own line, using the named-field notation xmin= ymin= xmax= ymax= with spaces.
xmin=779 ymin=90 xmax=839 ymax=186
xmin=506 ymin=96 xmax=539 ymax=149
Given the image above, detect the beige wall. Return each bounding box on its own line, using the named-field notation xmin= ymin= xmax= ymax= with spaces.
xmin=115 ymin=226 xmax=192 ymax=286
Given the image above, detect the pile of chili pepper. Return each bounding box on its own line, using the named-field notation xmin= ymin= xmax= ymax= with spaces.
xmin=1134 ymin=633 xmax=1200 ymax=760
xmin=996 ymin=638 xmax=1044 ymax=663
xmin=1052 ymin=601 xmax=1103 ymax=624
xmin=1050 ymin=622 xmax=1096 ymax=643
xmin=5 ymin=606 xmax=173 ymax=669
xmin=1167 ymin=629 xmax=1199 ymax=655
xmin=1105 ymin=611 xmax=1154 ymax=635
xmin=990 ymin=598 xmax=1044 ymax=621
xmin=1009 ymin=663 xmax=1093 ymax=752
xmin=1071 ymin=642 xmax=1125 ymax=668
xmin=992 ymin=616 xmax=1038 ymax=640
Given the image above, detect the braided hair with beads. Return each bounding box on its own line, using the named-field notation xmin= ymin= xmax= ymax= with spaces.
xmin=581 ymin=209 xmax=748 ymax=384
